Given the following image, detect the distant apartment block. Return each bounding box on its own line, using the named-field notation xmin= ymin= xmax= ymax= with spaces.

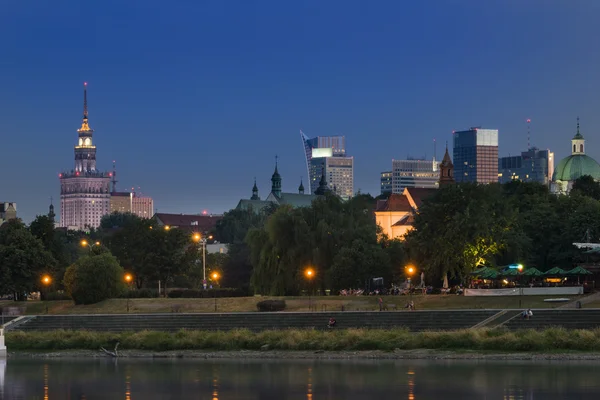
xmin=110 ymin=192 xmax=154 ymax=219
xmin=498 ymin=147 xmax=555 ymax=185
xmin=453 ymin=128 xmax=499 ymax=184
xmin=380 ymin=171 xmax=392 ymax=195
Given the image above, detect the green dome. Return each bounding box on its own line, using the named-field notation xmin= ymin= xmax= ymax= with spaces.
xmin=553 ymin=154 xmax=600 ymax=181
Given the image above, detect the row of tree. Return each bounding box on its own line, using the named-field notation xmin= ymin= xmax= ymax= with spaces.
xmin=2 ymin=176 xmax=598 ymax=301
xmin=405 ymin=177 xmax=600 ymax=285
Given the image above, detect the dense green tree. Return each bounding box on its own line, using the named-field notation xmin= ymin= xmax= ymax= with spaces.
xmin=63 ymin=253 xmax=126 ymax=304
xmin=571 ymin=175 xmax=600 ymax=201
xmin=0 ymin=220 xmax=56 ymax=300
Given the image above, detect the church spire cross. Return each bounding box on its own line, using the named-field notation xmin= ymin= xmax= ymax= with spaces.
xmin=577 ymin=116 xmax=580 ymax=135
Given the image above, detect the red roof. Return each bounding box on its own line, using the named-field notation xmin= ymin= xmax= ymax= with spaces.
xmin=375 ymin=194 xmax=413 ymax=212
xmin=404 ymin=188 xmax=437 ymax=208
xmin=392 ymin=214 xmax=415 ymax=226
xmin=154 ymin=213 xmax=222 ymax=232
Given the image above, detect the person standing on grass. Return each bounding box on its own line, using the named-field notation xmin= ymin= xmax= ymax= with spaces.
xmin=378 ymin=297 xmax=383 ymax=311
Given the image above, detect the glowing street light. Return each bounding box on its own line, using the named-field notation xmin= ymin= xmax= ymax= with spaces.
xmin=304 ymin=267 xmax=315 ymax=311
xmin=192 ymin=232 xmax=214 ymax=289
xmin=405 ymin=265 xmax=416 ymax=303
xmin=211 ymin=271 xmax=221 ymax=312
xmin=41 ymin=275 xmax=52 ymax=286
xmin=124 ymin=273 xmax=134 ymax=312
xmin=80 ymin=240 xmax=101 ymax=251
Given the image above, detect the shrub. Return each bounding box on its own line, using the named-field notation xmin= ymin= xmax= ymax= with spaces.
xmin=167 ymin=288 xmax=246 ymax=298
xmin=44 ymin=291 xmax=71 ymax=301
xmin=256 ymin=299 xmax=286 ymax=312
xmin=119 ymin=288 xmax=159 ymax=299
xmin=63 ymin=253 xmax=126 ymax=305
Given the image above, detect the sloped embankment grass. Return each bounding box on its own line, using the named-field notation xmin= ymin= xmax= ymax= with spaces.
xmin=7 ymin=327 xmax=600 ymax=352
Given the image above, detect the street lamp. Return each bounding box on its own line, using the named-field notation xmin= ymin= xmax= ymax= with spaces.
xmin=124 ymin=273 xmax=133 ymax=312
xmin=80 ymin=240 xmax=101 ymax=251
xmin=41 ymin=274 xmax=51 ymax=307
xmin=304 ymin=268 xmax=315 ymax=311
xmin=405 ymin=265 xmax=416 ymax=304
xmin=192 ymin=232 xmax=213 ymax=290
xmin=211 ymin=271 xmax=220 ymax=312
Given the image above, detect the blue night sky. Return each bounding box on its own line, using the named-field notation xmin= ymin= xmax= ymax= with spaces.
xmin=2 ymin=0 xmax=600 ymax=223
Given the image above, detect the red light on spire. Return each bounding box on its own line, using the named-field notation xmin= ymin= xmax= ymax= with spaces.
xmin=526 ymin=119 xmax=531 ymax=123
xmin=109 ymin=173 xmax=112 ymax=177
xmin=202 ymin=210 xmax=208 ymax=215
xmin=59 ymin=173 xmax=62 ymax=178
xmin=84 ymin=82 xmax=87 ymax=86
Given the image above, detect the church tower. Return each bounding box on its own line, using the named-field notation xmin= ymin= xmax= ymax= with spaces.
xmin=271 ymin=157 xmax=282 ymax=198
xmin=48 ymin=198 xmax=56 ymax=223
xmin=74 ymin=83 xmax=97 ymax=173
xmin=298 ymin=179 xmax=305 ymax=195
xmin=572 ymin=117 xmax=585 ymax=155
xmin=439 ymin=142 xmax=455 ymax=187
xmin=314 ymin=169 xmax=330 ymax=195
xmin=251 ymin=178 xmax=260 ymax=200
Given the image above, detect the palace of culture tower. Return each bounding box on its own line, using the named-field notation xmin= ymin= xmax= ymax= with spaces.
xmin=59 ymin=83 xmax=111 ymax=230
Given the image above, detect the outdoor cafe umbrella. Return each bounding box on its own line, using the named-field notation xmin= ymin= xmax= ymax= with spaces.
xmin=522 ymin=267 xmax=544 ymax=277
xmin=500 ymin=268 xmax=522 ymax=277
xmin=479 ymin=269 xmax=499 ymax=280
xmin=471 ymin=266 xmax=493 ymax=276
xmin=544 ymin=267 xmax=567 ymax=276
xmin=565 ymin=266 xmax=593 ymax=284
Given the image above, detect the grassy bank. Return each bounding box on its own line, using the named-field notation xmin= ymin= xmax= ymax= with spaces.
xmin=7 ymin=327 xmax=600 ymax=352
xmin=1 ymin=294 xmax=584 ymax=315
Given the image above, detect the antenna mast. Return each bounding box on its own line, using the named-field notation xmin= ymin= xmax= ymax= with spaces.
xmin=111 ymin=160 xmax=118 ymax=193
xmin=526 ymin=118 xmax=531 ymax=149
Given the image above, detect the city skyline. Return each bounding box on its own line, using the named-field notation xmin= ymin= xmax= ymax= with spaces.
xmin=2 ymin=1 xmax=600 ymax=223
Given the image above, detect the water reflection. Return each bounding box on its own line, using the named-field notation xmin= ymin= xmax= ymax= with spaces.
xmin=2 ymin=358 xmax=600 ymax=399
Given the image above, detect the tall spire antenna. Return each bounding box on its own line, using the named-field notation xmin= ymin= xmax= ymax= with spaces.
xmin=433 ymin=138 xmax=437 ymax=161
xmin=83 ymin=82 xmax=88 ymax=119
xmin=111 ymin=160 xmax=118 ymax=193
xmin=577 ymin=116 xmax=580 ymax=135
xmin=526 ymin=118 xmax=531 ymax=149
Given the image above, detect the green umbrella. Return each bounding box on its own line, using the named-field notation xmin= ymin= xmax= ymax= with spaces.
xmin=544 ymin=267 xmax=567 ymax=276
xmin=471 ymin=266 xmax=493 ymax=276
xmin=565 ymin=266 xmax=593 ymax=275
xmin=522 ymin=267 xmax=544 ymax=277
xmin=479 ymin=269 xmax=498 ymax=279
xmin=500 ymin=268 xmax=522 ymax=276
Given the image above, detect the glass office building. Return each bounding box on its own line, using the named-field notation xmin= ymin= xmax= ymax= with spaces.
xmin=453 ymin=128 xmax=499 ymax=183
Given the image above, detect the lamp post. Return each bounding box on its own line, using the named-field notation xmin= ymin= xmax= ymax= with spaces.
xmin=124 ymin=273 xmax=133 ymax=313
xmin=41 ymin=274 xmax=52 ymax=307
xmin=304 ymin=268 xmax=315 ymax=311
xmin=517 ymin=264 xmax=524 ymax=308
xmin=211 ymin=272 xmax=220 ymax=312
xmin=80 ymin=239 xmax=101 ymax=252
xmin=192 ymin=233 xmax=213 ymax=290
xmin=405 ymin=265 xmax=415 ymax=305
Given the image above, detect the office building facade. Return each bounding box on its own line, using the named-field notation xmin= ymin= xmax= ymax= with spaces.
xmin=453 ymin=128 xmax=499 ymax=183
xmin=301 ymin=131 xmax=354 ymax=199
xmin=380 ymin=171 xmax=392 ymax=195
xmin=498 ymin=147 xmax=555 ymax=185
xmin=110 ymin=192 xmax=154 ymax=219
xmin=391 ymin=159 xmax=439 ymax=194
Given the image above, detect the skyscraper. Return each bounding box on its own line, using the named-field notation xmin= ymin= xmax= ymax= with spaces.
xmin=453 ymin=128 xmax=499 ymax=183
xmin=59 ymin=83 xmax=111 ymax=230
xmin=300 ymin=131 xmax=353 ymax=199
xmin=498 ymin=147 xmax=554 ymax=185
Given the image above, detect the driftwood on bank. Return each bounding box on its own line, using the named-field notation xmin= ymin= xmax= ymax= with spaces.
xmin=100 ymin=342 xmax=120 ymax=357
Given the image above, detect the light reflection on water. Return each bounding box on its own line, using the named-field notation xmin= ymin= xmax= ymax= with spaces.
xmin=1 ymin=358 xmax=600 ymax=399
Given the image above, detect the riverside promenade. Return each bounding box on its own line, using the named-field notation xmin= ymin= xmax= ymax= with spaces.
xmin=4 ymin=308 xmax=600 ymax=332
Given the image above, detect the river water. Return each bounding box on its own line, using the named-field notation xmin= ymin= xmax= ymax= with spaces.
xmin=1 ymin=357 xmax=599 ymax=399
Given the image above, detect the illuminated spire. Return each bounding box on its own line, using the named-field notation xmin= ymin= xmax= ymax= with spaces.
xmin=78 ymin=82 xmax=92 ymax=133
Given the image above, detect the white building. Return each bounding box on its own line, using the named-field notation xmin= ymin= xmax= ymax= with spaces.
xmin=391 ymin=158 xmax=439 ymax=194
xmin=59 ymin=83 xmax=111 ymax=231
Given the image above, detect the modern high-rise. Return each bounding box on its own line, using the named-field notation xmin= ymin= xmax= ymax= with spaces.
xmin=300 ymin=131 xmax=354 ymax=199
xmin=59 ymin=83 xmax=111 ymax=230
xmin=391 ymin=158 xmax=439 ymax=194
xmin=110 ymin=192 xmax=154 ymax=219
xmin=453 ymin=128 xmax=499 ymax=183
xmin=498 ymin=147 xmax=555 ymax=185
xmin=380 ymin=171 xmax=392 ymax=195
